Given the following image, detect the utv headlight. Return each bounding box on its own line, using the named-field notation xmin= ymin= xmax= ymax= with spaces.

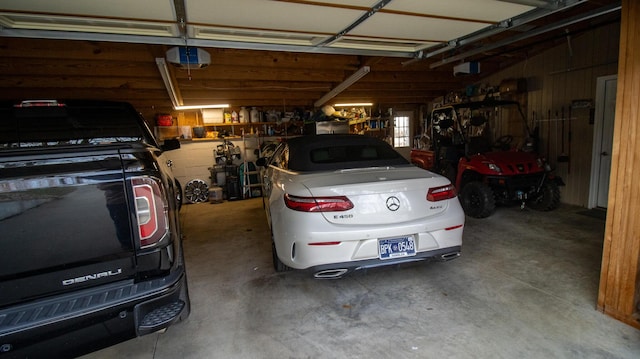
xmin=487 ymin=163 xmax=502 ymax=173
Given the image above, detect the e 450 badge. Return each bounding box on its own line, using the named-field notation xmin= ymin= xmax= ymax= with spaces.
xmin=334 ymin=214 xmax=354 ymax=219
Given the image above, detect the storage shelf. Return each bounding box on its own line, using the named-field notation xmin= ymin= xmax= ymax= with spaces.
xmin=202 ymin=121 xmax=278 ymax=126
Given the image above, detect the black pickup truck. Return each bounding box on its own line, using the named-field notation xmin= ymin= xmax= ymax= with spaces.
xmin=0 ymin=100 xmax=190 ymax=358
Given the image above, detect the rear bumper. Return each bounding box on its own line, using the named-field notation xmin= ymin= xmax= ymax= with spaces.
xmin=309 ymin=246 xmax=462 ymax=279
xmin=0 ymin=267 xmax=190 ymax=359
xmin=274 ymin=207 xmax=465 ymax=270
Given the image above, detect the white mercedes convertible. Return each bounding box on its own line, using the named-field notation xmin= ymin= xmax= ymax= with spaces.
xmin=257 ymin=134 xmax=464 ymax=278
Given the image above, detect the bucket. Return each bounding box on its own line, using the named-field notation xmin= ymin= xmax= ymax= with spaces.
xmin=193 ymin=126 xmax=205 ymax=138
xmin=216 ymin=171 xmax=226 ymax=186
xmin=209 ymin=186 xmax=223 ymax=203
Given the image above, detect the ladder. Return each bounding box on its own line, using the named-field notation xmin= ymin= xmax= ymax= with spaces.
xmin=241 ymin=133 xmax=262 ymax=199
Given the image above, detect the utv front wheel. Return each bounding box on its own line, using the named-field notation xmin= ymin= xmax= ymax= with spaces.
xmin=528 ymin=181 xmax=560 ymax=211
xmin=460 ymin=181 xmax=496 ymax=218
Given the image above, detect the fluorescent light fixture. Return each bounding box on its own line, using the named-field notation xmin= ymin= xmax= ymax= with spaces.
xmin=155 ymin=57 xmax=182 ymax=109
xmin=156 ymin=58 xmax=228 ymax=111
xmin=334 ymin=102 xmax=373 ymax=107
xmin=315 ymin=66 xmax=370 ymax=107
xmin=175 ymin=104 xmax=229 ymax=110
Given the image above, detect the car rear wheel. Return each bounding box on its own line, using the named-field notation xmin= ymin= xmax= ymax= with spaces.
xmin=271 ymin=232 xmax=291 ymax=272
xmin=460 ymin=181 xmax=496 ymax=218
xmin=528 ymin=181 xmax=560 ymax=211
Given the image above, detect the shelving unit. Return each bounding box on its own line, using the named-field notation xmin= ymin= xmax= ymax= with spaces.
xmin=201 ymin=121 xmax=303 ymax=139
xmin=349 ymin=117 xmax=390 ymax=139
xmin=209 ymin=139 xmax=242 ymax=200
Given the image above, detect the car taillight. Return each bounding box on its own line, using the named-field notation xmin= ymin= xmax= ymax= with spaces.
xmin=132 ymin=176 xmax=169 ymax=248
xmin=427 ymin=184 xmax=457 ymax=202
xmin=284 ymin=194 xmax=354 ymax=212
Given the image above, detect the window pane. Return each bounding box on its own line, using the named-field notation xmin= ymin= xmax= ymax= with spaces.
xmin=393 ymin=116 xmax=410 ymax=148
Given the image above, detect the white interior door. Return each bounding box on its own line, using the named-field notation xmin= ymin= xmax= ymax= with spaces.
xmin=589 ymin=75 xmax=617 ymax=209
xmin=393 ymin=111 xmax=413 ymax=159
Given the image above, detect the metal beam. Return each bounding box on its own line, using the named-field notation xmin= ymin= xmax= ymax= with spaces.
xmin=0 ymin=28 xmax=415 ymax=58
xmin=429 ymin=2 xmax=621 ymax=68
xmin=314 ymin=0 xmax=394 ymax=47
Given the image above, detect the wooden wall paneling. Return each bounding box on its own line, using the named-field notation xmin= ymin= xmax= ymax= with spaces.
xmin=474 ymin=21 xmax=621 ymax=207
xmin=572 ymin=32 xmax=593 ymax=207
xmin=597 ymin=0 xmax=640 ymax=330
xmin=0 ymin=38 xmax=158 ymax=62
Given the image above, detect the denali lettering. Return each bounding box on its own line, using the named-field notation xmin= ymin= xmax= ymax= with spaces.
xmin=62 ymin=269 xmax=123 ymax=286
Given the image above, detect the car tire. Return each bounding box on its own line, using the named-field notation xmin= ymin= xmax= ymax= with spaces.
xmin=528 ymin=181 xmax=560 ymax=211
xmin=460 ymin=181 xmax=496 ymax=218
xmin=271 ymin=234 xmax=291 ymax=272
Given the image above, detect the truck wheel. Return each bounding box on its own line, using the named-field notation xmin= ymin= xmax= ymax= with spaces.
xmin=528 ymin=181 xmax=560 ymax=211
xmin=460 ymin=181 xmax=496 ymax=218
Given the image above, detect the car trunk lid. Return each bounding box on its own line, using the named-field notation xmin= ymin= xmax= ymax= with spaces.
xmin=298 ymin=166 xmax=454 ymax=225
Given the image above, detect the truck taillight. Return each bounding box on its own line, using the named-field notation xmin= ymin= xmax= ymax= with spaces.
xmin=14 ymin=100 xmax=65 ymax=107
xmin=132 ymin=177 xmax=169 ymax=248
xmin=284 ymin=194 xmax=354 ymax=212
xmin=427 ymin=184 xmax=457 ymax=202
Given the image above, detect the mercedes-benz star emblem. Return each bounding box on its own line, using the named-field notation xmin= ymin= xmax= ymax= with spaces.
xmin=386 ymin=196 xmax=400 ymax=211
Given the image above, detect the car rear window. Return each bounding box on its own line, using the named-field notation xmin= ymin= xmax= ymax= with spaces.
xmin=0 ymin=102 xmax=151 ymax=150
xmin=310 ymin=144 xmax=400 ymax=164
xmin=286 ymin=135 xmax=409 ymax=172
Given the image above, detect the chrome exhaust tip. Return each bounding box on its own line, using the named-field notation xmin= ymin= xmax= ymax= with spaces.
xmin=314 ymin=268 xmax=349 ymax=279
xmin=440 ymin=252 xmax=461 ymax=261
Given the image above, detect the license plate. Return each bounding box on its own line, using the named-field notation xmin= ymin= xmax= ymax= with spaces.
xmin=378 ymin=236 xmax=416 ymax=260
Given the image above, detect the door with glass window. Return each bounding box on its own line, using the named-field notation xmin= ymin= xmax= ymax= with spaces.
xmin=393 ymin=111 xmax=412 ymax=159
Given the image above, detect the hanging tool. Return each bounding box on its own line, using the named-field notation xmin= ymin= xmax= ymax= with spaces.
xmin=546 ymin=109 xmax=551 ymax=160
xmin=567 ymin=105 xmax=572 ymax=173
xmin=558 ymin=106 xmax=569 ymax=162
xmin=554 ymin=110 xmax=559 ymax=165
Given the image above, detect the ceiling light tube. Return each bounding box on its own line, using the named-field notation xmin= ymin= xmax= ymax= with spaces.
xmin=334 ymin=103 xmax=373 ymax=107
xmin=315 ymin=66 xmax=370 ymax=108
xmin=155 ymin=57 xmax=182 ymax=109
xmin=174 ymin=104 xmax=229 ymax=110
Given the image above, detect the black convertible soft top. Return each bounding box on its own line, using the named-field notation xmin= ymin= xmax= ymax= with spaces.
xmin=285 ymin=134 xmax=409 ymax=172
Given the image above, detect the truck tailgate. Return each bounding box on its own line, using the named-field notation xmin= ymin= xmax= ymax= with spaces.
xmin=0 ymin=150 xmax=136 ymax=307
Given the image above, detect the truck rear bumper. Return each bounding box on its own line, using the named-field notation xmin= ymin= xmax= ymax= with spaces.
xmin=0 ymin=267 xmax=190 ymax=358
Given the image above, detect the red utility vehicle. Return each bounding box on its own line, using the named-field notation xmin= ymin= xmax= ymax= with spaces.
xmin=411 ymin=99 xmax=562 ymax=218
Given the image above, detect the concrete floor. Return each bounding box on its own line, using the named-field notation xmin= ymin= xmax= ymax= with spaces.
xmin=82 ymin=198 xmax=640 ymax=359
